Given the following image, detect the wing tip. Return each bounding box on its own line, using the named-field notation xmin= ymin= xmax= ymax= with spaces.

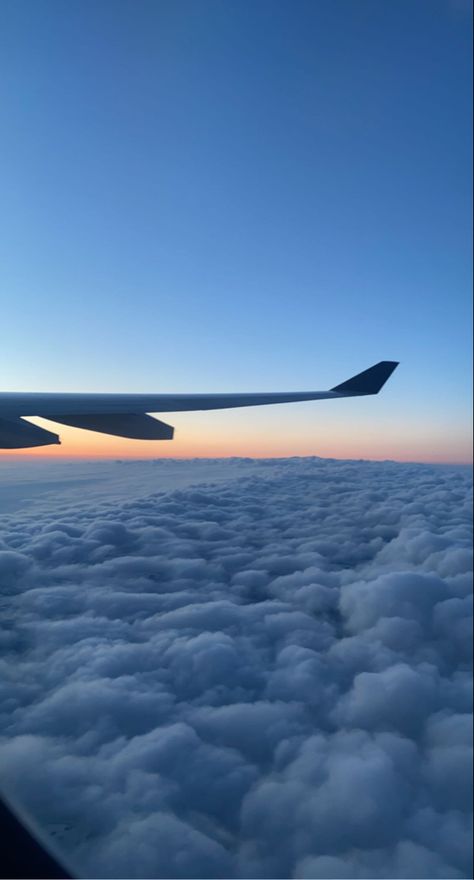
xmin=332 ymin=361 xmax=399 ymax=395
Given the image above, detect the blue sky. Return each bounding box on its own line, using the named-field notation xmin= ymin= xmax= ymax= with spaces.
xmin=0 ymin=0 xmax=472 ymax=460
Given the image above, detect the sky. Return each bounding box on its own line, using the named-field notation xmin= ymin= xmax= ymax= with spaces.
xmin=0 ymin=0 xmax=472 ymax=462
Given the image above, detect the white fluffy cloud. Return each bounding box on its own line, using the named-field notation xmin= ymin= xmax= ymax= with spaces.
xmin=0 ymin=457 xmax=472 ymax=879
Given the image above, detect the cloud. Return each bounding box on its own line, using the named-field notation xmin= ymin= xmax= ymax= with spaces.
xmin=0 ymin=458 xmax=472 ymax=878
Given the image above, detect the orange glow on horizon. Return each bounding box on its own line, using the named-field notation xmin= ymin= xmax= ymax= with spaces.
xmin=1 ymin=416 xmax=471 ymax=465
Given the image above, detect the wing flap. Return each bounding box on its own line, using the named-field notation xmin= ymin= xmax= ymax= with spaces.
xmin=44 ymin=413 xmax=174 ymax=440
xmin=0 ymin=417 xmax=60 ymax=449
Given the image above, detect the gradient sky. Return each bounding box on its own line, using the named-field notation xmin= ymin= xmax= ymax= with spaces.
xmin=0 ymin=0 xmax=472 ymax=461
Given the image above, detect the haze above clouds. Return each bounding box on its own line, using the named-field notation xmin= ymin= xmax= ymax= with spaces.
xmin=0 ymin=458 xmax=472 ymax=879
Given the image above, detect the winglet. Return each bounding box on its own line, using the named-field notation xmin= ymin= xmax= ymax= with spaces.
xmin=332 ymin=361 xmax=399 ymax=395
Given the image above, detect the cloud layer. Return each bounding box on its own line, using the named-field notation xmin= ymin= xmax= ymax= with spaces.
xmin=0 ymin=458 xmax=472 ymax=879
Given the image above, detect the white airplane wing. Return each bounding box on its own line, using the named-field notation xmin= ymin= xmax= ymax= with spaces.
xmin=0 ymin=361 xmax=398 ymax=449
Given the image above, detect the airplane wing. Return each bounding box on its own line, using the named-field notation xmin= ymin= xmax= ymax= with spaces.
xmin=0 ymin=361 xmax=398 ymax=449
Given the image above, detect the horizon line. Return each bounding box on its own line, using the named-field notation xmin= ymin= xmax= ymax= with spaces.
xmin=1 ymin=453 xmax=472 ymax=466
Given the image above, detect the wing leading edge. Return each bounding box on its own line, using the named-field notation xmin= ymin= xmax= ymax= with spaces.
xmin=0 ymin=361 xmax=398 ymax=448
